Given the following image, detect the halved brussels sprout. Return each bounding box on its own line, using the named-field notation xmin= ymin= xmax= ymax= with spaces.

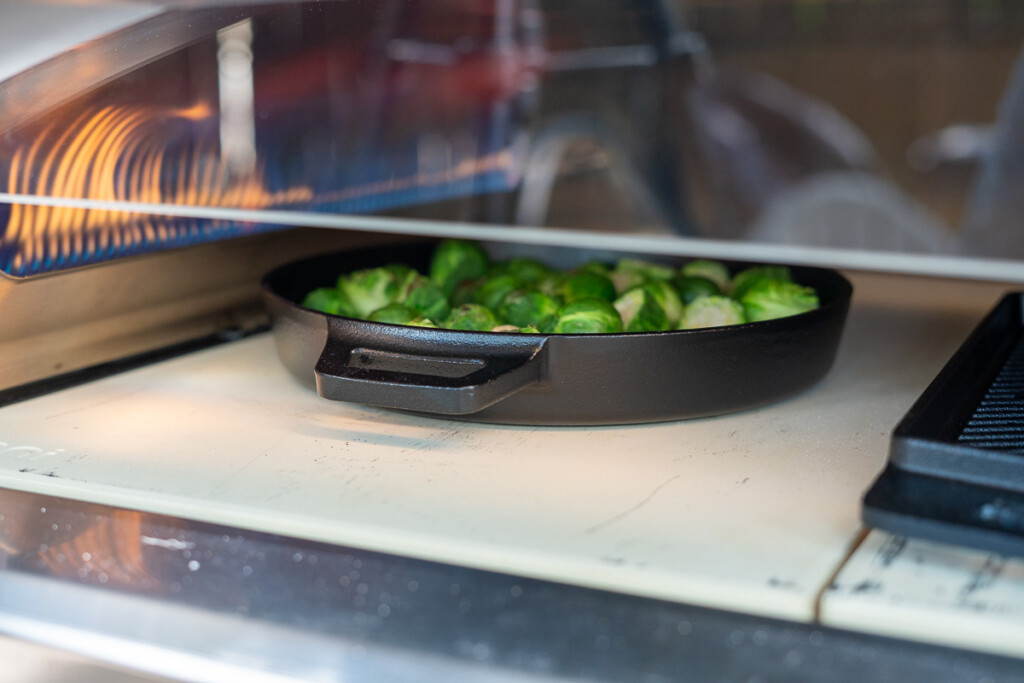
xmin=740 ymin=280 xmax=819 ymax=322
xmin=400 ymin=275 xmax=451 ymax=321
xmin=681 ymin=259 xmax=731 ymax=292
xmin=474 ymin=273 xmax=527 ymax=311
xmin=442 ymin=303 xmax=500 ymax=331
xmin=672 ymin=274 xmax=722 ymax=304
xmin=555 ymin=270 xmax=617 ymax=304
xmin=731 ymin=265 xmax=793 ymax=300
xmin=573 ymin=261 xmax=613 ymax=277
xmin=368 ymin=303 xmax=422 ymax=325
xmin=497 ymin=291 xmax=562 ymax=328
xmin=614 ymin=287 xmax=669 ymax=332
xmin=545 ymin=298 xmax=624 ymax=334
xmin=679 ymin=296 xmax=747 ymax=329
xmin=301 ymin=287 xmax=354 ymax=316
xmin=640 ymin=280 xmax=685 ymax=328
xmin=304 ymin=240 xmax=820 ymax=333
xmin=490 ymin=258 xmax=553 ymax=285
xmin=338 ymin=266 xmax=409 ymax=318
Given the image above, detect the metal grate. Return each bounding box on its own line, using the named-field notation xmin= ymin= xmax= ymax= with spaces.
xmin=957 ymin=331 xmax=1024 ymax=454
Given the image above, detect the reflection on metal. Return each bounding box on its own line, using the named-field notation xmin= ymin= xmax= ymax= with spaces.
xmin=0 ymin=485 xmax=1019 ymax=682
xmin=217 ymin=19 xmax=257 ymax=177
xmin=1 ymin=102 xmax=311 ymax=276
xmin=0 ymin=226 xmax=379 ymax=395
xmin=309 ymin=149 xmax=514 ymax=210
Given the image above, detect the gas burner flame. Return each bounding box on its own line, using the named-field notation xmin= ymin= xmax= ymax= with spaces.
xmin=1 ymin=102 xmax=311 ymax=276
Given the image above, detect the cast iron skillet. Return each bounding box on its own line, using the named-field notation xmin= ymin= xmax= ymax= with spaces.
xmin=261 ymin=240 xmax=852 ymax=425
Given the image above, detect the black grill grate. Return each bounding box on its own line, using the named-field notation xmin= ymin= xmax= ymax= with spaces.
xmin=957 ymin=331 xmax=1024 ymax=454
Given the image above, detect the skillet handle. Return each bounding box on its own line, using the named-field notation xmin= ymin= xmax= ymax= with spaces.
xmin=313 ymin=319 xmax=547 ymax=415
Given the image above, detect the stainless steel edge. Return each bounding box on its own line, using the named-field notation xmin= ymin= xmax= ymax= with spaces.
xmin=0 ymin=228 xmax=386 ymax=393
xmin=0 ymin=485 xmax=1021 ymax=682
xmin=0 ymin=7 xmax=248 ymax=134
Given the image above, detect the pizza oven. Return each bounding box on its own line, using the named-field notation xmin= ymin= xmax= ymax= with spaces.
xmin=3 ymin=2 xmax=1024 ymax=680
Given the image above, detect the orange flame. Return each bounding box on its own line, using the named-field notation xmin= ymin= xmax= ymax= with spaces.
xmin=4 ymin=102 xmax=311 ymax=273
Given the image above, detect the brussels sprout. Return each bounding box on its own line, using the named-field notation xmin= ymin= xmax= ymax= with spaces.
xmin=614 ymin=287 xmax=669 ymax=332
xmin=301 ymin=287 xmax=353 ymax=316
xmin=681 ymin=259 xmax=731 ymax=292
xmin=305 ymin=239 xmax=821 ymax=338
xmin=491 ymin=323 xmax=543 ymax=334
xmin=338 ymin=267 xmax=407 ymax=317
xmin=679 ymin=296 xmax=747 ymax=329
xmin=383 ymin=263 xmax=418 ymax=285
xmin=399 ymin=275 xmax=450 ymax=321
xmin=615 ymin=257 xmax=675 ymax=280
xmin=740 ymin=279 xmax=819 ymax=322
xmin=429 ymin=239 xmax=490 ymax=296
xmin=672 ymin=274 xmax=722 ymax=304
xmin=490 ymin=258 xmax=553 ymax=285
xmin=450 ymin=278 xmax=480 ymax=307
xmin=555 ymin=270 xmax=617 ymax=303
xmin=545 ymin=298 xmax=624 ymax=334
xmin=442 ymin=303 xmax=499 ymax=331
xmin=731 ymin=265 xmax=793 ymax=300
xmin=497 ymin=291 xmax=562 ymax=328
xmin=367 ymin=303 xmax=421 ymax=325
xmin=474 ymin=274 xmax=526 ymax=311
xmin=572 ymin=261 xmax=613 ymax=277
xmin=640 ymin=280 xmax=685 ymax=327
xmin=609 ymin=268 xmax=645 ymax=296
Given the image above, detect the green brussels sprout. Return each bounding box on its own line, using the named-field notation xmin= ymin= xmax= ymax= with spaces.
xmin=572 ymin=261 xmax=613 ymax=277
xmin=544 ymin=298 xmax=624 ymax=334
xmin=614 ymin=287 xmax=669 ymax=332
xmin=615 ymin=257 xmax=675 ymax=280
xmin=739 ymin=279 xmax=819 ymax=322
xmin=383 ymin=263 xmax=418 ymax=285
xmin=474 ymin=274 xmax=526 ymax=311
xmin=450 ymin=278 xmax=480 ymax=307
xmin=609 ymin=268 xmax=646 ymax=296
xmin=338 ymin=266 xmax=407 ymax=318
xmin=672 ymin=274 xmax=722 ymax=304
xmin=555 ymin=270 xmax=617 ymax=303
xmin=367 ymin=303 xmax=422 ymax=325
xmin=679 ymin=296 xmax=747 ymax=329
xmin=491 ymin=324 xmax=543 ymax=334
xmin=399 ymin=275 xmax=451 ymax=321
xmin=681 ymin=259 xmax=731 ymax=292
xmin=640 ymin=280 xmax=685 ymax=327
xmin=407 ymin=318 xmax=439 ymax=328
xmin=607 ymin=258 xmax=669 ymax=294
xmin=497 ymin=291 xmax=562 ymax=328
xmin=442 ymin=303 xmax=499 ymax=331
xmin=429 ymin=239 xmax=490 ymax=296
xmin=301 ymin=287 xmax=353 ymax=316
xmin=489 ymin=258 xmax=553 ymax=285
xmin=731 ymin=265 xmax=793 ymax=300
xmin=536 ymin=271 xmax=562 ymax=298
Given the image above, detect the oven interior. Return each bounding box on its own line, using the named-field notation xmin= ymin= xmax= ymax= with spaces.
xmin=3 ymin=1 xmax=1024 ymax=680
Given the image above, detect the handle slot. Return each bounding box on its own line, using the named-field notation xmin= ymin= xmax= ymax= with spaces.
xmin=348 ymin=348 xmax=485 ymax=378
xmin=314 ymin=319 xmax=547 ymax=415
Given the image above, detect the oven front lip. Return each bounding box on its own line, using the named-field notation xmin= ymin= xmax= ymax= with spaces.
xmin=260 ymin=240 xmax=854 ymax=425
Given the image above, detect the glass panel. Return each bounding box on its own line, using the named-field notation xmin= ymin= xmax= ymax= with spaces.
xmin=2 ymin=0 xmax=1024 ymax=277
